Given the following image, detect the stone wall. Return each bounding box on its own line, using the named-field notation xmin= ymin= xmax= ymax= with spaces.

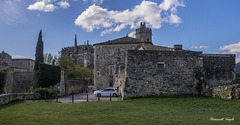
xmin=12 ymin=59 xmax=35 ymax=72
xmin=0 ymin=93 xmax=40 ymax=105
xmin=4 ymin=72 xmax=35 ymax=93
xmin=212 ymin=84 xmax=240 ymax=100
xmin=121 ymin=51 xmax=236 ymax=99
xmin=203 ymin=54 xmax=236 ymax=88
xmin=65 ymin=79 xmax=88 ymax=95
xmin=94 ymin=44 xmax=139 ymax=89
xmin=122 ymin=50 xmax=203 ymax=99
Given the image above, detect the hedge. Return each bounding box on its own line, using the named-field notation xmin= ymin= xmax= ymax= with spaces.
xmin=36 ymin=63 xmax=61 ymax=88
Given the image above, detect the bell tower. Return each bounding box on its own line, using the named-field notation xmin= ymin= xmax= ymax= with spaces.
xmin=135 ymin=22 xmax=152 ymax=43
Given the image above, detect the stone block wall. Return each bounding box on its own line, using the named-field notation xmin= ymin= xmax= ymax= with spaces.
xmin=94 ymin=44 xmax=139 ymax=89
xmin=203 ymin=54 xmax=236 ymax=88
xmin=4 ymin=72 xmax=35 ymax=93
xmin=212 ymin=84 xmax=240 ymax=100
xmin=0 ymin=93 xmax=40 ymax=105
xmin=122 ymin=50 xmax=203 ymax=99
xmin=65 ymin=79 xmax=88 ymax=95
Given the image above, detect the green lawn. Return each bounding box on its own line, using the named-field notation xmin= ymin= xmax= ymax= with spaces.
xmin=0 ymin=96 xmax=239 ymax=125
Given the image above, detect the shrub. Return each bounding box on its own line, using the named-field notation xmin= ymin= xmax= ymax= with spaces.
xmin=34 ymin=87 xmax=56 ymax=99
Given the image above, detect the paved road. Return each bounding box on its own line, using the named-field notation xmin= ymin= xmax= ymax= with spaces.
xmin=47 ymin=92 xmax=119 ymax=103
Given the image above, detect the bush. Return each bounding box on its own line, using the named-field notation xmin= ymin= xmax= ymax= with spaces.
xmin=0 ymin=71 xmax=7 ymax=94
xmin=36 ymin=63 xmax=61 ymax=87
xmin=66 ymin=65 xmax=93 ymax=79
xmin=34 ymin=87 xmax=56 ymax=99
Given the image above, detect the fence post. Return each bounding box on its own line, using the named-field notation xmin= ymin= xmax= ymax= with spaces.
xmin=45 ymin=91 xmax=47 ymax=102
xmin=33 ymin=92 xmax=35 ymax=102
xmin=72 ymin=94 xmax=74 ymax=103
xmin=87 ymin=94 xmax=88 ymax=102
xmin=56 ymin=91 xmax=58 ymax=102
xmin=110 ymin=93 xmax=112 ymax=102
xmin=98 ymin=96 xmax=100 ymax=101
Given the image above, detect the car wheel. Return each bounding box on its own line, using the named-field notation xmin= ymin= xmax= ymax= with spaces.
xmin=113 ymin=93 xmax=117 ymax=97
xmin=97 ymin=93 xmax=101 ymax=97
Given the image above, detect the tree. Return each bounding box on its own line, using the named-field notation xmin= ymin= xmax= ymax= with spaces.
xmin=58 ymin=54 xmax=93 ymax=79
xmin=34 ymin=30 xmax=44 ymax=70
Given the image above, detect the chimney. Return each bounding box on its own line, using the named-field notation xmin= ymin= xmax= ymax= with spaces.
xmin=174 ymin=44 xmax=182 ymax=51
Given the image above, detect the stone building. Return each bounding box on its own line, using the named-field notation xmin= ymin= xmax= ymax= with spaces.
xmin=0 ymin=51 xmax=12 ymax=71
xmin=0 ymin=51 xmax=35 ymax=72
xmin=94 ymin=22 xmax=236 ymax=99
xmin=0 ymin=51 xmax=35 ymax=93
xmin=62 ymin=35 xmax=94 ymax=69
xmin=12 ymin=59 xmax=35 ymax=72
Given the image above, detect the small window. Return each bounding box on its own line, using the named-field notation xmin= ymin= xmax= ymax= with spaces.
xmin=97 ymin=55 xmax=99 ymax=60
xmin=97 ymin=71 xmax=101 ymax=77
xmin=157 ymin=62 xmax=165 ymax=70
xmin=104 ymin=53 xmax=107 ymax=60
xmin=109 ymin=66 xmax=114 ymax=75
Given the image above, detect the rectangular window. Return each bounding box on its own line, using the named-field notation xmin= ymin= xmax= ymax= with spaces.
xmin=109 ymin=66 xmax=114 ymax=75
xmin=104 ymin=53 xmax=107 ymax=60
xmin=97 ymin=55 xmax=99 ymax=60
xmin=157 ymin=62 xmax=165 ymax=70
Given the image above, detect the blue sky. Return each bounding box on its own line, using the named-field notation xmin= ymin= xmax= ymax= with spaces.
xmin=0 ymin=0 xmax=240 ymax=63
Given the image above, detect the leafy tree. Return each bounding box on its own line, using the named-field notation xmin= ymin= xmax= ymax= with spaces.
xmin=58 ymin=54 xmax=93 ymax=79
xmin=34 ymin=30 xmax=44 ymax=70
xmin=58 ymin=54 xmax=75 ymax=70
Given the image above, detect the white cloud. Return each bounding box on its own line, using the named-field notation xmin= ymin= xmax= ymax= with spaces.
xmin=91 ymin=0 xmax=104 ymax=5
xmin=219 ymin=42 xmax=240 ymax=63
xmin=58 ymin=1 xmax=70 ymax=8
xmin=199 ymin=46 xmax=208 ymax=49
xmin=220 ymin=42 xmax=240 ymax=54
xmin=12 ymin=55 xmax=27 ymax=58
xmin=128 ymin=31 xmax=136 ymax=38
xmin=159 ymin=0 xmax=184 ymax=12
xmin=75 ymin=4 xmax=114 ymax=32
xmin=0 ymin=0 xmax=24 ymax=24
xmin=191 ymin=46 xmax=198 ymax=49
xmin=100 ymin=28 xmax=113 ymax=36
xmin=191 ymin=45 xmax=208 ymax=49
xmin=27 ymin=1 xmax=57 ymax=12
xmin=75 ymin=0 xmax=184 ymax=36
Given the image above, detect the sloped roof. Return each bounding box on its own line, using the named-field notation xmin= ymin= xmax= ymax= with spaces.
xmin=0 ymin=51 xmax=11 ymax=58
xmin=93 ymin=36 xmax=149 ymax=46
xmin=136 ymin=43 xmax=174 ymax=51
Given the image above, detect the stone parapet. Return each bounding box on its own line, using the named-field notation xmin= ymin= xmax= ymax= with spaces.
xmin=0 ymin=93 xmax=40 ymax=105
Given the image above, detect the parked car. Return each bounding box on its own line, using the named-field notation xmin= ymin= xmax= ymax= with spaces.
xmin=93 ymin=87 xmax=118 ymax=97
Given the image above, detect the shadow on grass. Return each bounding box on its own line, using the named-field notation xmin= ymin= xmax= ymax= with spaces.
xmin=126 ymin=94 xmax=213 ymax=100
xmin=0 ymin=100 xmax=24 ymax=109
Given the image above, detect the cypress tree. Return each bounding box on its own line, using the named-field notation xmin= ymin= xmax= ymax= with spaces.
xmin=34 ymin=30 xmax=44 ymax=70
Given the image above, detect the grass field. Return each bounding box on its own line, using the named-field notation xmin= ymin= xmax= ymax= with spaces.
xmin=0 ymin=96 xmax=239 ymax=125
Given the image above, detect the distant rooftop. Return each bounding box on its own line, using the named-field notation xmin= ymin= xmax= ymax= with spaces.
xmin=93 ymin=36 xmax=148 ymax=46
